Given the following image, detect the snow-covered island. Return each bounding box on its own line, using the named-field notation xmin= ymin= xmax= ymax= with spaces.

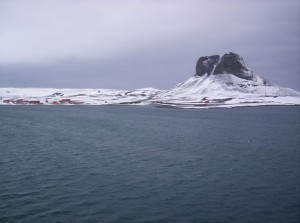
xmin=1 ymin=52 xmax=300 ymax=108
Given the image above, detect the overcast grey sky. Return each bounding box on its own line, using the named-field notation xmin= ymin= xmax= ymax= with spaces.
xmin=0 ymin=0 xmax=299 ymax=90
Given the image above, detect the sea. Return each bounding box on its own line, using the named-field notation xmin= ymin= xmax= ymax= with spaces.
xmin=0 ymin=105 xmax=299 ymax=223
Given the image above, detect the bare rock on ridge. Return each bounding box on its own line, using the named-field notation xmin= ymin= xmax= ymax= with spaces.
xmin=213 ymin=52 xmax=254 ymax=80
xmin=196 ymin=52 xmax=254 ymax=80
xmin=196 ymin=55 xmax=220 ymax=76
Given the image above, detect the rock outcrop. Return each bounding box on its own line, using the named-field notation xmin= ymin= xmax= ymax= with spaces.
xmin=196 ymin=55 xmax=220 ymax=76
xmin=196 ymin=52 xmax=254 ymax=80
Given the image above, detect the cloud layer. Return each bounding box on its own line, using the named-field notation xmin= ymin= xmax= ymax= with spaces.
xmin=0 ymin=0 xmax=299 ymax=90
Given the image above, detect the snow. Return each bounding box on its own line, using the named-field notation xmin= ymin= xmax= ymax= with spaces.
xmin=0 ymin=88 xmax=161 ymax=105
xmin=148 ymin=73 xmax=300 ymax=108
xmin=1 ymin=73 xmax=300 ymax=108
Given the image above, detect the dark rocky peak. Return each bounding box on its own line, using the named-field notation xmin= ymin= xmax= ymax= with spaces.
xmin=196 ymin=55 xmax=220 ymax=76
xmin=213 ymin=52 xmax=254 ymax=80
xmin=195 ymin=52 xmax=254 ymax=80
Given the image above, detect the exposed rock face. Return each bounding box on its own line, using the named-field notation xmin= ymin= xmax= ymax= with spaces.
xmin=196 ymin=55 xmax=220 ymax=76
xmin=196 ymin=52 xmax=254 ymax=80
xmin=213 ymin=52 xmax=253 ymax=80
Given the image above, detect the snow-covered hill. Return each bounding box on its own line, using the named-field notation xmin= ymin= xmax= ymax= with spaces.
xmin=0 ymin=88 xmax=161 ymax=105
xmin=149 ymin=74 xmax=300 ymax=108
xmin=1 ymin=52 xmax=300 ymax=108
xmin=149 ymin=52 xmax=300 ymax=108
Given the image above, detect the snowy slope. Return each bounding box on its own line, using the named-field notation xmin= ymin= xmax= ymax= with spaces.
xmin=154 ymin=73 xmax=300 ymax=99
xmin=149 ymin=74 xmax=300 ymax=108
xmin=1 ymin=79 xmax=299 ymax=108
xmin=0 ymin=88 xmax=161 ymax=105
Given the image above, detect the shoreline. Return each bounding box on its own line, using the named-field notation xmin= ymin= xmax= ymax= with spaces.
xmin=1 ymin=103 xmax=300 ymax=109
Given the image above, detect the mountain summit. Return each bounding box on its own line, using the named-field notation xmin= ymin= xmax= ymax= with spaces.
xmin=196 ymin=52 xmax=254 ymax=80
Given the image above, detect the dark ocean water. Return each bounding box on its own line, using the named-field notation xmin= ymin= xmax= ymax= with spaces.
xmin=0 ymin=105 xmax=300 ymax=223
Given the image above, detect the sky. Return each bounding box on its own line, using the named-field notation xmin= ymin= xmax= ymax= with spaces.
xmin=0 ymin=0 xmax=299 ymax=90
